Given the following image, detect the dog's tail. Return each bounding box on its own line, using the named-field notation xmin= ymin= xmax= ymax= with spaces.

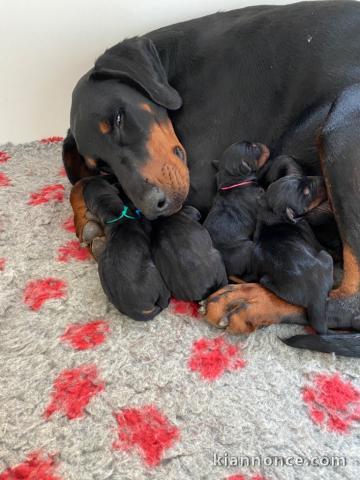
xmin=281 ymin=333 xmax=360 ymax=358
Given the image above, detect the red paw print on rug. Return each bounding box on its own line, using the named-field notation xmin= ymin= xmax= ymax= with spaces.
xmin=58 ymin=167 xmax=66 ymax=177
xmin=113 ymin=405 xmax=180 ymax=467
xmin=227 ymin=475 xmax=266 ymax=480
xmin=303 ymin=373 xmax=360 ymax=433
xmin=44 ymin=364 xmax=105 ymax=420
xmin=28 ymin=184 xmax=64 ymax=205
xmin=169 ymin=298 xmax=200 ymax=318
xmin=23 ymin=278 xmax=67 ymax=310
xmin=57 ymin=240 xmax=91 ymax=262
xmin=60 ymin=320 xmax=110 ymax=350
xmin=40 ymin=136 xmax=64 ymax=144
xmin=0 ymin=151 xmax=11 ymax=163
xmin=62 ymin=216 xmax=75 ymax=233
xmin=0 ymin=451 xmax=61 ymax=480
xmin=188 ymin=336 xmax=246 ymax=381
xmin=0 ymin=172 xmax=11 ymax=187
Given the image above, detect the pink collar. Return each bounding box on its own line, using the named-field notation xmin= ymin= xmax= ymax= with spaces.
xmin=220 ymin=179 xmax=257 ymax=191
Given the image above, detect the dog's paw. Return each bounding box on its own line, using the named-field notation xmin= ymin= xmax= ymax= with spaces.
xmin=203 ymin=283 xmax=304 ymax=334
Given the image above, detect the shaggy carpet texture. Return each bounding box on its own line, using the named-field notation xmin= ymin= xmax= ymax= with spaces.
xmin=0 ymin=139 xmax=359 ymax=480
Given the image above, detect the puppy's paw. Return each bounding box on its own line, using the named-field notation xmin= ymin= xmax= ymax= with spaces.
xmin=82 ymin=218 xmax=104 ymax=243
xmin=91 ymin=236 xmax=106 ymax=261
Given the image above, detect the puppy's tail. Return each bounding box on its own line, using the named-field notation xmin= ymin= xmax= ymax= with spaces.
xmin=281 ymin=333 xmax=360 ymax=358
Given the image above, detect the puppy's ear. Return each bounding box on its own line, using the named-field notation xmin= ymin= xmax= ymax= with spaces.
xmin=256 ymin=144 xmax=270 ymax=169
xmin=286 ymin=207 xmax=299 ymax=223
xmin=62 ymin=130 xmax=97 ymax=184
xmin=91 ymin=37 xmax=182 ymax=111
xmin=182 ymin=205 xmax=202 ymax=222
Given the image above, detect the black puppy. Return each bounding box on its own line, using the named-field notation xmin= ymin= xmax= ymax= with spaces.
xmin=203 ymin=141 xmax=269 ymax=278
xmin=83 ymin=177 xmax=170 ymax=321
xmin=151 ymin=206 xmax=227 ymax=301
xmin=252 ymin=174 xmax=332 ymax=334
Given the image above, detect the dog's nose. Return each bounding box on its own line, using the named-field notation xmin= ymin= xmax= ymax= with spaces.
xmin=142 ymin=188 xmax=171 ymax=219
xmin=155 ymin=190 xmax=168 ymax=210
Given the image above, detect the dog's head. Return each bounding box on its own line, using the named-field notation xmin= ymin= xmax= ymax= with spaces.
xmin=63 ymin=37 xmax=189 ymax=220
xmin=264 ymin=175 xmax=327 ymax=223
xmin=214 ymin=141 xmax=269 ymax=188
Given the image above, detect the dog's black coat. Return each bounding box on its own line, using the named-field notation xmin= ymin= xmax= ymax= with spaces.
xmin=83 ymin=177 xmax=170 ymax=320
xmin=252 ymin=175 xmax=333 ymax=334
xmin=203 ymin=142 xmax=268 ymax=278
xmin=64 ymin=1 xmax=360 ymax=355
xmin=151 ymin=206 xmax=227 ymax=301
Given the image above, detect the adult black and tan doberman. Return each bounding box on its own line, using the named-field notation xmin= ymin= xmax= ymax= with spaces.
xmin=63 ymin=1 xmax=360 ymax=356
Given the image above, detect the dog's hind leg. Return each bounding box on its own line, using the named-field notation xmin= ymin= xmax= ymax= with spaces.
xmin=306 ymin=299 xmax=328 ymax=335
xmin=304 ymin=250 xmax=333 ymax=334
xmin=319 ymin=84 xmax=360 ymax=332
xmin=282 ymin=84 xmax=360 ymax=356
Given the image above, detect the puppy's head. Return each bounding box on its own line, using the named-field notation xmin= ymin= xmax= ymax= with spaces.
xmin=265 ymin=175 xmax=327 ymax=223
xmin=215 ymin=142 xmax=269 ymax=187
xmin=83 ymin=179 xmax=126 ymax=226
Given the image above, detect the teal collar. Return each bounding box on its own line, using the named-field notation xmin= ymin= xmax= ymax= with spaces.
xmin=105 ymin=205 xmax=141 ymax=224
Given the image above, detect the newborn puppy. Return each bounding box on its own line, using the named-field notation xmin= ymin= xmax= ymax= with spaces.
xmin=252 ymin=175 xmax=333 ymax=334
xmin=83 ymin=177 xmax=170 ymax=321
xmin=151 ymin=205 xmax=227 ymax=301
xmin=260 ymin=154 xmax=342 ymax=260
xmin=203 ymin=141 xmax=269 ymax=277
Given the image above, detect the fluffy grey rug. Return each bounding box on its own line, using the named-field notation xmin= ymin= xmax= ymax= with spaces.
xmin=0 ymin=139 xmax=359 ymax=480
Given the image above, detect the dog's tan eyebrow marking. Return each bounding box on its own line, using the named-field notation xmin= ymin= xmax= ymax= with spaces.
xmin=139 ymin=102 xmax=152 ymax=113
xmin=98 ymin=120 xmax=111 ymax=134
xmin=84 ymin=156 xmax=97 ymax=169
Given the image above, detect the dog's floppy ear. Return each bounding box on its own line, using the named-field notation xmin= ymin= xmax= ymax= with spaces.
xmin=62 ymin=130 xmax=97 ymax=185
xmin=91 ymin=37 xmax=182 ymax=111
